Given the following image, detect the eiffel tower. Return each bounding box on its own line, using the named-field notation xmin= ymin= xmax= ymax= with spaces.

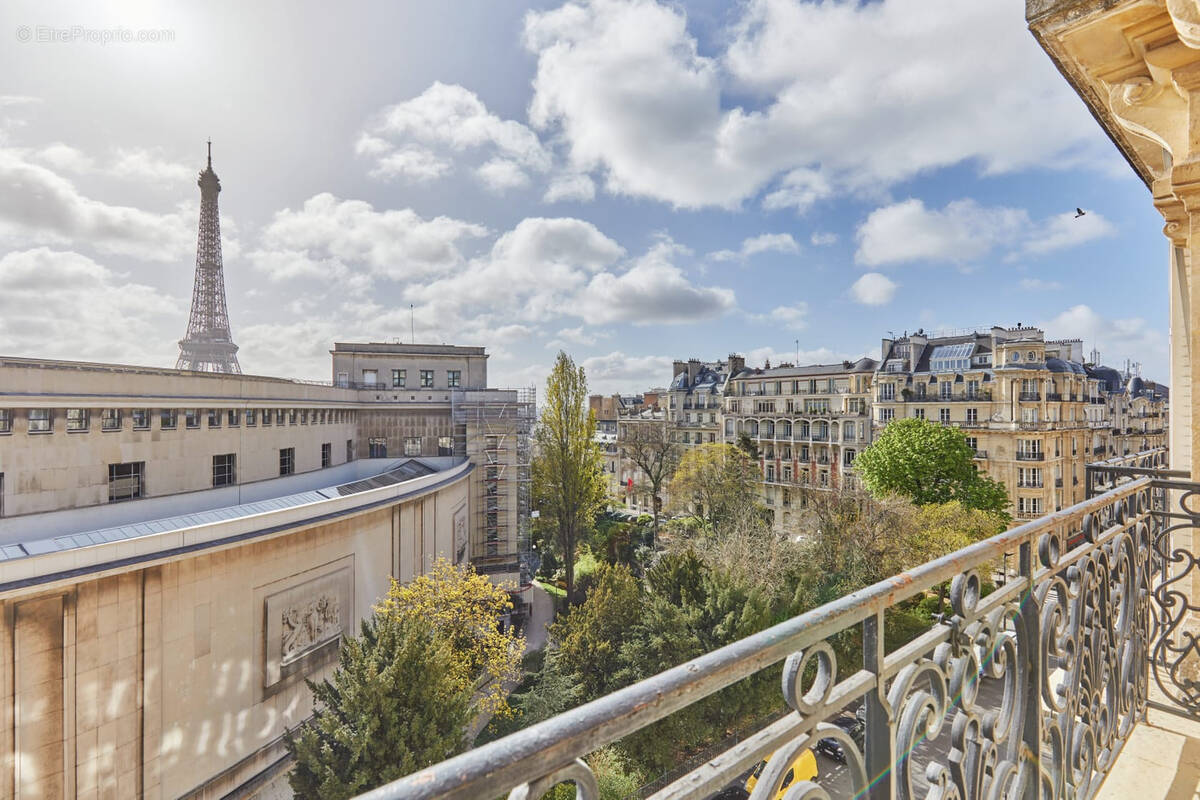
xmin=176 ymin=141 xmax=241 ymax=374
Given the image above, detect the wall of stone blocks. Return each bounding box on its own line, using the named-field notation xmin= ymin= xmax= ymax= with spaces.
xmin=0 ymin=473 xmax=467 ymax=799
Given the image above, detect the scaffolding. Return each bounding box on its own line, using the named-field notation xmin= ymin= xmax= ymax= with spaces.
xmin=451 ymin=387 xmax=536 ymax=585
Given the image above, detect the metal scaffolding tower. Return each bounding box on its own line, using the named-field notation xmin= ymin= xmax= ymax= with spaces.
xmin=177 ymin=141 xmax=241 ymax=374
xmin=452 ymin=387 xmax=535 ymax=584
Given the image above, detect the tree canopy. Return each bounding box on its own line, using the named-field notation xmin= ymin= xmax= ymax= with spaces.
xmin=667 ymin=442 xmax=761 ymax=528
xmin=618 ymin=419 xmax=678 ymax=543
xmin=533 ymin=351 xmax=608 ymax=602
xmin=286 ymin=614 xmax=471 ymax=800
xmin=853 ymin=417 xmax=1010 ymax=517
xmin=376 ymin=558 xmax=523 ymax=717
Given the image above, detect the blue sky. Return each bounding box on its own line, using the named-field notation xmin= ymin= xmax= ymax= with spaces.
xmin=0 ymin=0 xmax=1168 ymax=394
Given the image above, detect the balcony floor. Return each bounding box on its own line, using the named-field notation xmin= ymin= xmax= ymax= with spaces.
xmin=1101 ymin=686 xmax=1200 ymax=800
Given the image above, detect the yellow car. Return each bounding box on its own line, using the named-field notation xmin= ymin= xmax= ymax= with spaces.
xmin=743 ymin=749 xmax=819 ymax=799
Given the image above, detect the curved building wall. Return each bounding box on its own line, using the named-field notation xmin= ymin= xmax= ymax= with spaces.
xmin=0 ymin=460 xmax=471 ymax=799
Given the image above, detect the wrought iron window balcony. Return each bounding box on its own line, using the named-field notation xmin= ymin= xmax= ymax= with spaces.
xmin=972 ymin=449 xmax=988 ymax=459
xmin=1016 ymin=451 xmax=1044 ymax=461
xmin=366 ymin=450 xmax=1198 ymax=800
xmin=1016 ymin=480 xmax=1043 ymax=488
xmin=1045 ymin=392 xmax=1063 ymax=401
xmin=1019 ymin=392 xmax=1041 ymax=401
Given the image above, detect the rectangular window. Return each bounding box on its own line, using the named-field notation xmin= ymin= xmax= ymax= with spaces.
xmin=965 ymin=436 xmax=978 ymax=452
xmin=132 ymin=409 xmax=150 ymax=430
xmin=279 ymin=447 xmax=295 ymax=476
xmin=939 ymin=408 xmax=951 ymax=423
xmin=879 ymin=384 xmax=895 ymax=401
xmin=940 ymin=382 xmax=952 ymax=400
xmin=438 ymin=436 xmax=453 ymax=456
xmin=347 ymin=439 xmax=354 ymax=462
xmin=246 ymin=409 xmax=257 ymax=427
xmin=300 ymin=409 xmax=308 ymax=425
xmin=420 ymin=370 xmax=435 ymax=388
xmin=392 ymin=369 xmax=406 ymax=388
xmin=262 ymin=409 xmax=272 ymax=427
xmin=879 ymin=407 xmax=894 ymax=422
xmin=101 ymin=408 xmax=121 ymax=431
xmin=362 ymin=369 xmax=378 ymax=385
xmin=0 ymin=409 xmax=10 ymax=433
xmin=28 ymin=409 xmax=51 ymax=433
xmin=288 ymin=409 xmax=297 ymax=425
xmin=161 ymin=409 xmax=177 ymax=429
xmin=913 ymin=408 xmax=925 ymax=420
xmin=227 ymin=409 xmax=239 ymax=427
xmin=208 ymin=409 xmax=221 ymax=428
xmin=212 ymin=454 xmax=236 ymax=487
xmin=276 ymin=409 xmax=285 ymax=425
xmin=405 ymin=436 xmax=422 ymax=456
xmin=321 ymin=442 xmax=331 ymax=468
xmin=108 ymin=461 xmax=144 ymax=502
xmin=66 ymin=408 xmax=89 ymax=432
xmin=966 ymin=408 xmax=978 ymax=423
xmin=966 ymin=380 xmax=980 ymax=398
xmin=447 ymin=370 xmax=461 ymax=388
xmin=369 ymin=437 xmax=387 ymax=458
xmin=186 ymin=409 xmax=200 ymax=429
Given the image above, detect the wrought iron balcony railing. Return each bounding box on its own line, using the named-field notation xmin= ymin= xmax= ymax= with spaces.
xmin=361 ymin=447 xmax=1198 ymax=800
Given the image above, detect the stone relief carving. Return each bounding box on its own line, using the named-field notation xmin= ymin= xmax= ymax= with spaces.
xmin=453 ymin=505 xmax=468 ymax=564
xmin=280 ymin=593 xmax=342 ymax=666
xmin=263 ymin=564 xmax=353 ymax=688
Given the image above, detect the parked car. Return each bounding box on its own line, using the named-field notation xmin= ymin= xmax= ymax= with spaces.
xmin=743 ymin=748 xmax=818 ymax=800
xmin=815 ymin=706 xmax=865 ymax=764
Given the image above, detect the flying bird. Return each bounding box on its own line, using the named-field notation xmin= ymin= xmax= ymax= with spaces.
xmin=1074 ymin=207 xmax=1086 ymax=218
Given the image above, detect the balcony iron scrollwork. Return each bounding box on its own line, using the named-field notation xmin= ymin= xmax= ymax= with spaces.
xmin=362 ymin=460 xmax=1188 ymax=800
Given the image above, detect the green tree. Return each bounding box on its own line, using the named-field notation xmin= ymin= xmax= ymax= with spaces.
xmin=552 ymin=562 xmax=642 ymax=699
xmin=667 ymin=443 xmax=761 ymax=528
xmin=853 ymin=417 xmax=1011 ymax=517
xmin=736 ymin=432 xmax=760 ymax=460
xmin=533 ymin=351 xmax=608 ymax=603
xmin=376 ymin=558 xmax=523 ymax=717
xmin=618 ymin=419 xmax=679 ymax=545
xmin=286 ymin=614 xmax=471 ymax=800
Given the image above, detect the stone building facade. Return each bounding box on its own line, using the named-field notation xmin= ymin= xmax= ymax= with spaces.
xmin=0 ymin=343 xmax=532 ymax=797
xmin=722 ymin=359 xmax=877 ymax=528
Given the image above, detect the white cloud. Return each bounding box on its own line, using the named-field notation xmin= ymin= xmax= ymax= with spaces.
xmin=1039 ymin=304 xmax=1167 ymax=379
xmin=850 ymin=272 xmax=898 ymax=306
xmin=710 ymin=232 xmax=799 ymax=262
xmin=358 ymin=82 xmax=550 ymax=192
xmin=476 ymin=158 xmax=532 ymax=192
xmin=521 ymin=0 xmax=1109 ymax=210
xmin=250 ymin=193 xmax=488 ymax=282
xmin=578 ymin=239 xmax=736 ymax=324
xmin=0 ymin=248 xmax=183 ymax=365
xmin=855 ymin=198 xmax=1027 ymax=267
xmin=855 ymin=198 xmax=1116 ymax=267
xmin=752 ymin=302 xmax=809 ymax=330
xmin=761 ymin=168 xmax=832 ymax=214
xmin=810 ymin=231 xmax=838 ymax=246
xmin=1019 ymin=277 xmax=1063 ymax=291
xmin=580 ymin=351 xmax=675 ymax=394
xmin=367 ymin=145 xmax=452 ymax=181
xmin=0 ymin=150 xmax=193 ymax=261
xmin=547 ymin=325 xmax=610 ymax=349
xmin=108 ymin=148 xmax=193 ymax=184
xmin=1022 ymin=210 xmax=1115 ymax=255
xmin=544 ymin=173 xmax=597 ymax=203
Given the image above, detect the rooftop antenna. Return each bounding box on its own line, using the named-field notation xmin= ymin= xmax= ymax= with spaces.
xmin=795 ymin=338 xmax=799 ymax=365
xmin=206 ymin=138 xmax=212 ymax=170
xmin=410 ymin=304 xmax=415 ymax=344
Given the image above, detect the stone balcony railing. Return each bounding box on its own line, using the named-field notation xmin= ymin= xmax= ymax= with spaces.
xmin=359 ymin=451 xmax=1200 ymax=800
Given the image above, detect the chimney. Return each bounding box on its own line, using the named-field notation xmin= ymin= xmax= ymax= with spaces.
xmin=727 ymin=353 xmax=745 ymax=375
xmin=672 ymin=360 xmax=686 ymax=382
xmin=687 ymin=358 xmax=701 ymax=384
